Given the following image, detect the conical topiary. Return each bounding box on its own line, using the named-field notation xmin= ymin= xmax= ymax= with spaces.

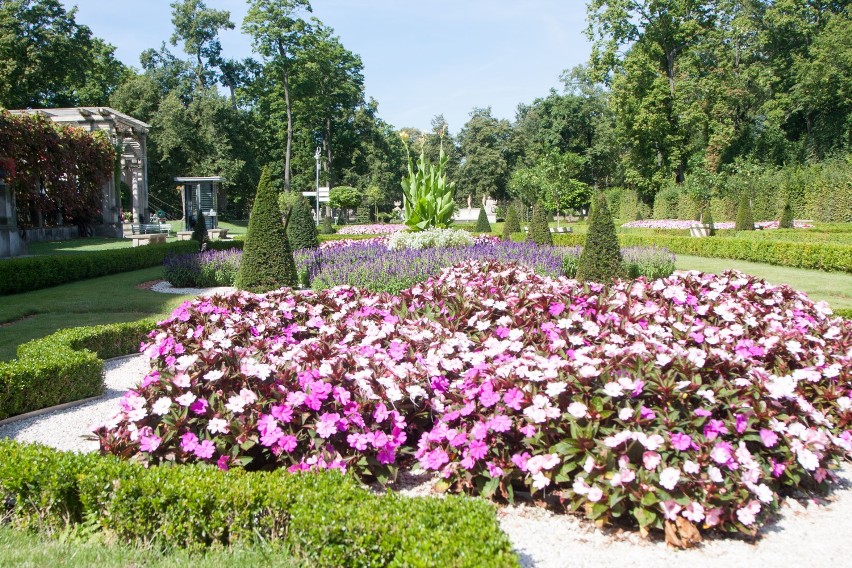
xmin=319 ymin=215 xmax=335 ymax=235
xmin=576 ymin=192 xmax=625 ymax=283
xmin=502 ymin=203 xmax=520 ymax=240
xmin=191 ymin=208 xmax=208 ymax=250
xmin=287 ymin=196 xmax=319 ymax=250
xmin=528 ymin=203 xmax=553 ymax=245
xmin=236 ymin=166 xmax=297 ymax=292
xmin=703 ymin=205 xmax=716 ymax=236
xmin=475 ymin=206 xmax=492 ymax=233
xmin=735 ymin=191 xmax=755 ymax=231
xmin=779 ymin=199 xmax=794 ymax=229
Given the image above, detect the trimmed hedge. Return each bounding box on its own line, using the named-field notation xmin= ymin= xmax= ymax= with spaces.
xmin=553 ymin=233 xmax=852 ymax=273
xmin=0 ymin=240 xmax=243 ymax=296
xmin=0 ymin=440 xmax=519 ymax=566
xmin=0 ymin=319 xmax=156 ymax=421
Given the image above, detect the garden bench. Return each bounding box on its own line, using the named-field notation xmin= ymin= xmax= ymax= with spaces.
xmin=130 ymin=233 xmax=167 ymax=247
xmin=176 ymin=228 xmax=229 ymax=240
xmin=129 ymin=223 xmax=170 ymax=235
xmin=522 ymin=226 xmax=573 ymax=234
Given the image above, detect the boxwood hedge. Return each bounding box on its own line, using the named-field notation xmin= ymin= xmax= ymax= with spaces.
xmin=0 ymin=440 xmax=518 ymax=567
xmin=553 ymin=233 xmax=852 ymax=273
xmin=0 ymin=240 xmax=244 ymax=296
xmin=0 ymin=319 xmax=157 ymax=421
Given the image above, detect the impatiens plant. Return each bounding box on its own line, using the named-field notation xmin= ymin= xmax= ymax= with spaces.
xmin=98 ymin=261 xmax=852 ymax=543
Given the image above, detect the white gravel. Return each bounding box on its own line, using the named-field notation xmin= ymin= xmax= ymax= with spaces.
xmin=2 ymin=355 xmax=852 ymax=566
xmin=150 ymin=280 xmax=236 ymax=296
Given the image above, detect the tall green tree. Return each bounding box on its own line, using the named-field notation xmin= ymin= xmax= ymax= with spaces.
xmin=0 ymin=0 xmax=127 ymax=108
xmin=243 ymin=0 xmax=313 ymax=191
xmin=169 ymin=0 xmax=235 ymax=91
xmin=457 ymin=107 xmax=512 ymax=202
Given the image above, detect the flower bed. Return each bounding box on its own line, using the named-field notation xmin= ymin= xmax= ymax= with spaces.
xmin=163 ymin=247 xmax=242 ymax=288
xmin=336 ymin=224 xmax=407 ymax=235
xmin=97 ymin=261 xmax=852 ymax=539
xmin=622 ymin=219 xmax=814 ymax=230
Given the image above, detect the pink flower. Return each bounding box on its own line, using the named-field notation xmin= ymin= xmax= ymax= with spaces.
xmin=660 ymin=500 xmax=682 ymax=520
xmin=139 ymin=433 xmax=161 ymax=453
xmin=704 ymin=419 xmax=729 ymax=441
xmin=488 ymin=415 xmax=512 ymax=433
xmin=503 ymin=388 xmax=524 ymax=410
xmin=316 ymin=413 xmax=341 ymax=439
xmin=180 ymin=431 xmax=199 ymax=453
xmin=189 ymin=398 xmax=209 ymax=415
xmin=670 ymin=432 xmax=693 ymax=451
xmin=682 ymin=502 xmax=705 ymax=523
xmin=217 ymin=455 xmax=230 ymax=470
xmin=486 ymin=462 xmax=504 ymax=477
xmin=422 ymin=447 xmax=449 ymax=470
xmin=511 ymin=452 xmax=531 ymax=471
xmin=468 ymin=440 xmax=488 ymax=460
xmin=194 ymin=439 xmax=215 ymax=459
xmin=736 ymin=500 xmax=761 ymax=526
xmin=759 ymin=428 xmax=779 ymax=447
xmin=279 ymin=435 xmax=297 ymax=453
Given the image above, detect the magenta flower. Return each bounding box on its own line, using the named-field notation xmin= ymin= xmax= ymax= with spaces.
xmin=180 ymin=432 xmax=199 ymax=453
xmin=217 ymin=455 xmax=230 ymax=471
xmin=422 ymin=447 xmax=450 ymax=470
xmin=279 ymin=435 xmax=298 ymax=453
xmin=503 ymin=388 xmax=524 ymax=410
xmin=703 ymin=419 xmax=729 ymax=441
xmin=316 ymin=412 xmax=341 ymax=439
xmin=468 ymin=440 xmax=488 ymax=460
xmin=189 ymin=398 xmax=209 ymax=415
xmin=548 ymin=302 xmax=565 ymax=317
xmin=670 ymin=432 xmax=694 ymax=451
xmin=139 ymin=433 xmax=161 ymax=453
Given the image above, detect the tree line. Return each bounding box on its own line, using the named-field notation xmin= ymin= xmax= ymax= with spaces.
xmin=1 ymin=0 xmax=849 ymax=221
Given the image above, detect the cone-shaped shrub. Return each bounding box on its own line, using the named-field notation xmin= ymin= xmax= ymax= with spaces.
xmin=528 ymin=203 xmax=552 ymax=245
xmin=191 ymin=208 xmax=208 ymax=250
xmin=703 ymin=206 xmax=716 ymax=236
xmin=502 ymin=204 xmax=520 ymax=240
xmin=779 ymin=199 xmax=794 ymax=229
xmin=475 ymin=207 xmax=492 ymax=233
xmin=319 ymin=215 xmax=335 ymax=235
xmin=735 ymin=192 xmax=755 ymax=231
xmin=236 ymin=167 xmax=297 ymax=292
xmin=287 ymin=196 xmax=319 ymax=250
xmin=576 ymin=192 xmax=625 ymax=283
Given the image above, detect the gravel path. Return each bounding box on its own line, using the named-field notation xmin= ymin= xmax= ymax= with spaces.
xmin=2 ymin=355 xmax=851 ymax=566
xmin=150 ymin=280 xmax=236 ymax=296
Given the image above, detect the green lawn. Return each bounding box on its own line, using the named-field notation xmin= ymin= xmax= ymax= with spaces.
xmin=0 ymin=267 xmax=193 ymax=361
xmin=675 ymin=254 xmax=852 ymax=310
xmin=0 ymin=526 xmax=299 ymax=568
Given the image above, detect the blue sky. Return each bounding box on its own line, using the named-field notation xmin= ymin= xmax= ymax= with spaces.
xmin=62 ymin=0 xmax=592 ymax=133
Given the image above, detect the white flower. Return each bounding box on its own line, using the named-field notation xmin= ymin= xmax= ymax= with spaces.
xmin=659 ymin=467 xmax=681 ymax=490
xmin=603 ymin=382 xmax=623 ymax=397
xmin=151 ymin=397 xmax=172 ymax=416
xmin=204 ymin=369 xmax=224 ymax=382
xmin=618 ymin=407 xmax=633 ymax=421
xmin=796 ymin=448 xmax=820 ymax=471
xmin=175 ymin=392 xmax=197 ymax=407
xmin=682 ymin=502 xmax=705 ymax=523
xmin=567 ymin=402 xmax=588 ymax=419
xmin=587 ymin=486 xmax=603 ymax=502
xmin=207 ymin=418 xmax=229 ymax=434
xmin=545 ymin=381 xmax=567 ymax=398
xmin=707 ymin=466 xmax=723 ymax=483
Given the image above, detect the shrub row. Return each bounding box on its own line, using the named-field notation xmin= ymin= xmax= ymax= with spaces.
xmin=0 ymin=319 xmax=156 ymax=420
xmin=0 ymin=440 xmax=518 ymax=567
xmin=0 ymin=240 xmax=244 ymax=296
xmin=553 ymin=233 xmax=852 ymax=273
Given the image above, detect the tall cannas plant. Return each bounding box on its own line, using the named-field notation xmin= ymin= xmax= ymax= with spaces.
xmin=400 ymin=133 xmax=456 ymax=231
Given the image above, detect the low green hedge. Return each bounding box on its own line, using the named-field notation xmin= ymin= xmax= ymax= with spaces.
xmin=553 ymin=233 xmax=852 ymax=273
xmin=0 ymin=319 xmax=156 ymax=421
xmin=0 ymin=240 xmax=244 ymax=296
xmin=0 ymin=440 xmax=518 ymax=566
xmin=835 ymin=308 xmax=852 ymax=319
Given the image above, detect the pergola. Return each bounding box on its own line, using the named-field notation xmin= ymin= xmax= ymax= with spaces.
xmin=175 ymin=176 xmax=225 ymax=231
xmin=9 ymin=107 xmax=151 ymax=236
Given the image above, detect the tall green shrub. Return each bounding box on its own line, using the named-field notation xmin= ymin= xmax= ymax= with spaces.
xmin=528 ymin=203 xmax=552 ymax=245
xmin=287 ymin=197 xmax=319 ymax=250
xmin=400 ymin=136 xmax=456 ymax=231
xmin=475 ymin=207 xmax=492 ymax=233
xmin=319 ymin=216 xmax=335 ymax=235
xmin=191 ymin=208 xmax=208 ymax=249
xmin=502 ymin=204 xmax=520 ymax=240
xmin=779 ymin=199 xmax=794 ymax=229
xmin=576 ymin=192 xmax=625 ymax=283
xmin=703 ymin=206 xmax=716 ymax=236
xmin=236 ymin=167 xmax=297 ymax=292
xmin=355 ymin=204 xmax=371 ymax=224
xmin=735 ymin=191 xmax=755 ymax=231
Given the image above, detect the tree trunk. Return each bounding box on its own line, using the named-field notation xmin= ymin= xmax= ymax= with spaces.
xmin=278 ymin=45 xmax=293 ymax=192
xmin=324 ymin=116 xmax=333 ymax=188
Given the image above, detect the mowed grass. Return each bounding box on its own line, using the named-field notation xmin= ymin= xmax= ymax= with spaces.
xmin=675 ymin=254 xmax=852 ymax=310
xmin=0 ymin=267 xmax=193 ymax=361
xmin=0 ymin=526 xmax=299 ymax=568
